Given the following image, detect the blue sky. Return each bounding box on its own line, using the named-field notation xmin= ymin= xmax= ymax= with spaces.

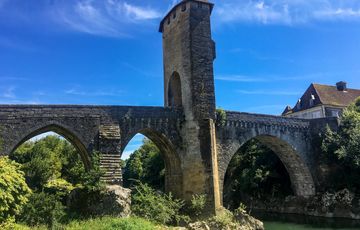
xmin=1 ymin=0 xmax=360 ymax=158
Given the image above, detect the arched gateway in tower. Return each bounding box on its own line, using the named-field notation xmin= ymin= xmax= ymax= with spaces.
xmin=0 ymin=0 xmax=326 ymax=215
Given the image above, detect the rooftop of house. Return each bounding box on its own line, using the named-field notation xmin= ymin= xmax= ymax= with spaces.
xmin=282 ymin=81 xmax=360 ymax=115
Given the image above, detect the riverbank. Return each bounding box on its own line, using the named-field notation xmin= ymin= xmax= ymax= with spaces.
xmin=248 ymin=189 xmax=360 ymax=220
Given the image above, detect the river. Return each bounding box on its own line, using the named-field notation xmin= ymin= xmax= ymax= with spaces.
xmin=254 ymin=213 xmax=360 ymax=230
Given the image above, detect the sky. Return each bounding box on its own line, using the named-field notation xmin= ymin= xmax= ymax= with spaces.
xmin=1 ymin=0 xmax=360 ymax=158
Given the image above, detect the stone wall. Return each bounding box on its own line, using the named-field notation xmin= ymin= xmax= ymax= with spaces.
xmin=216 ymin=111 xmax=316 ymax=203
xmin=0 ymin=105 xmax=184 ymax=193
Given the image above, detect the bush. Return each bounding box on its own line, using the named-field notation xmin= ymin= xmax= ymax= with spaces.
xmin=0 ymin=157 xmax=31 ymax=224
xmin=66 ymin=153 xmax=106 ymax=217
xmin=216 ymin=108 xmax=227 ymax=126
xmin=19 ymin=192 xmax=65 ymax=228
xmin=131 ymin=182 xmax=189 ymax=225
xmin=209 ymin=209 xmax=234 ymax=229
xmin=189 ymin=194 xmax=207 ymax=218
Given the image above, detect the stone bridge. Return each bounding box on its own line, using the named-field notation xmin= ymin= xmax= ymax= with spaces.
xmin=0 ymin=0 xmax=337 ymax=213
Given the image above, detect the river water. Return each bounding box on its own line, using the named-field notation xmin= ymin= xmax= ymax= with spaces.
xmin=254 ymin=213 xmax=360 ymax=230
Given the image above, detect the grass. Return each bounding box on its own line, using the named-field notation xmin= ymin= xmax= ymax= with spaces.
xmin=65 ymin=217 xmax=160 ymax=230
xmin=4 ymin=217 xmax=165 ymax=230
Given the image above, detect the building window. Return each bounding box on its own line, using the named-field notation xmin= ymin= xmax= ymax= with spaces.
xmin=312 ymin=111 xmax=321 ymax=119
xmin=309 ymin=94 xmax=315 ymax=107
xmin=167 ymin=72 xmax=182 ymax=107
xmin=331 ymin=110 xmax=340 ymax=117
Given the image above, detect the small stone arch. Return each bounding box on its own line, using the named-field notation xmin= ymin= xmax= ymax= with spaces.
xmin=122 ymin=128 xmax=183 ymax=197
xmin=167 ymin=72 xmax=182 ymax=108
xmin=220 ymin=134 xmax=315 ymax=201
xmin=10 ymin=123 xmax=92 ymax=170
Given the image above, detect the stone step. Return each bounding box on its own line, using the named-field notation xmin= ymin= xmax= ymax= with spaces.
xmin=103 ymin=171 xmax=122 ymax=175
xmin=100 ymin=177 xmax=122 ymax=181
xmin=100 ymin=154 xmax=121 ymax=158
xmin=100 ymin=163 xmax=121 ymax=168
xmin=100 ymin=166 xmax=121 ymax=170
xmin=100 ymin=160 xmax=121 ymax=164
xmin=100 ymin=158 xmax=122 ymax=162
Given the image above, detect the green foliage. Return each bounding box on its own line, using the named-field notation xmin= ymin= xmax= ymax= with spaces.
xmin=0 ymin=157 xmax=31 ymax=224
xmin=131 ymin=182 xmax=189 ymax=225
xmin=189 ymin=194 xmax=207 ymax=217
xmin=9 ymin=135 xmax=105 ymax=225
xmin=216 ymin=108 xmax=227 ymax=126
xmin=19 ymin=192 xmax=65 ymax=228
xmin=65 ymin=217 xmax=159 ymax=230
xmin=10 ymin=135 xmax=81 ymax=191
xmin=209 ymin=209 xmax=234 ymax=229
xmin=223 ymin=139 xmax=293 ymax=209
xmin=123 ymin=138 xmax=165 ymax=190
xmin=321 ymin=101 xmax=360 ymax=191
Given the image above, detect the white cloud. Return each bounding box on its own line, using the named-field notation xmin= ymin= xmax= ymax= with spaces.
xmin=215 ymin=0 xmax=360 ymax=25
xmin=0 ymin=99 xmax=41 ymax=104
xmin=1 ymin=86 xmax=16 ymax=98
xmin=237 ymin=89 xmax=300 ymax=96
xmin=216 ymin=75 xmax=267 ymax=82
xmin=215 ymin=74 xmax=312 ymax=83
xmin=314 ymin=8 xmax=360 ymax=19
xmin=64 ymin=88 xmax=124 ymax=96
xmin=123 ymin=2 xmax=161 ymax=20
xmin=243 ymin=104 xmax=286 ymax=114
xmin=52 ymin=0 xmax=162 ymax=37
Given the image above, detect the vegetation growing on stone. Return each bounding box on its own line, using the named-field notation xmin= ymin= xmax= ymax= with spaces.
xmin=216 ymin=108 xmax=227 ymax=126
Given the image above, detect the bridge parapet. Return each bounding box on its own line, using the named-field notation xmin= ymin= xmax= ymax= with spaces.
xmin=223 ymin=111 xmax=310 ymax=130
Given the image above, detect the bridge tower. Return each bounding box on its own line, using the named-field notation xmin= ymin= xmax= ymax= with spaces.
xmin=160 ymin=0 xmax=221 ymax=213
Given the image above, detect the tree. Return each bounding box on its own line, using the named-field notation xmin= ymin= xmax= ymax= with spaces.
xmin=0 ymin=157 xmax=31 ymax=224
xmin=321 ymin=97 xmax=360 ymax=191
xmin=10 ymin=135 xmax=86 ymax=191
xmin=223 ymin=139 xmax=293 ymax=209
xmin=9 ymin=135 xmax=104 ymax=225
xmin=123 ymin=138 xmax=165 ymax=190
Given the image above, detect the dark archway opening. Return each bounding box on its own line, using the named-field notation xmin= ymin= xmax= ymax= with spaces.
xmin=167 ymin=72 xmax=182 ymax=108
xmin=223 ymin=138 xmax=294 ymax=210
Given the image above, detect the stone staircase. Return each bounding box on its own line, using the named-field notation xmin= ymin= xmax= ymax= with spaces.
xmin=99 ymin=154 xmax=122 ymax=185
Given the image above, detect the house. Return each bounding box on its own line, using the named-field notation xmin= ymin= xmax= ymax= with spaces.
xmin=282 ymin=81 xmax=360 ymax=119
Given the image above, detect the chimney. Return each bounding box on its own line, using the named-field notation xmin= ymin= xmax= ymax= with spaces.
xmin=336 ymin=81 xmax=347 ymax=91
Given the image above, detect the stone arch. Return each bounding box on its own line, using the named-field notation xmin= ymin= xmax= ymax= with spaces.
xmin=10 ymin=123 xmax=91 ymax=170
xmin=122 ymin=128 xmax=183 ymax=197
xmin=220 ymin=134 xmax=315 ymax=200
xmin=167 ymin=72 xmax=182 ymax=107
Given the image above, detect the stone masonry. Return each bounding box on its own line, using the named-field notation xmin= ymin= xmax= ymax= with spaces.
xmin=0 ymin=0 xmax=339 ymax=214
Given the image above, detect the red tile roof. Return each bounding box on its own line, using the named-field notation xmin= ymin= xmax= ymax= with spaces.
xmin=313 ymin=83 xmax=360 ymax=107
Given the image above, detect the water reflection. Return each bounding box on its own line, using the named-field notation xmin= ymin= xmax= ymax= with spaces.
xmin=253 ymin=212 xmax=360 ymax=229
